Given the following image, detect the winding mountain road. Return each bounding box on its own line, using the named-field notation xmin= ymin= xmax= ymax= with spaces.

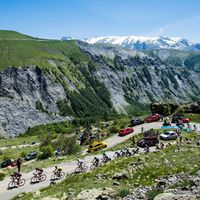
xmin=0 ymin=121 xmax=199 ymax=200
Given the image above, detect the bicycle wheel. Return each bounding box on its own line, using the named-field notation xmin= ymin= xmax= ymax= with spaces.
xmin=75 ymin=167 xmax=80 ymax=173
xmin=82 ymin=165 xmax=88 ymax=172
xmin=51 ymin=173 xmax=57 ymax=180
xmin=19 ymin=179 xmax=26 ymax=187
xmin=90 ymin=164 xmax=95 ymax=170
xmin=40 ymin=174 xmax=47 ymax=182
xmin=59 ymin=171 xmax=65 ymax=180
xmin=8 ymin=181 xmax=15 ymax=190
xmin=30 ymin=176 xmax=38 ymax=184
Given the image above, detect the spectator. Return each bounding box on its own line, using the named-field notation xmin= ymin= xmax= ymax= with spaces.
xmin=179 ymin=132 xmax=183 ymax=144
xmin=193 ymin=124 xmax=197 ymax=132
xmin=160 ymin=142 xmax=164 ymax=150
xmin=130 ymin=136 xmax=135 ymax=146
xmin=16 ymin=157 xmax=22 ymax=173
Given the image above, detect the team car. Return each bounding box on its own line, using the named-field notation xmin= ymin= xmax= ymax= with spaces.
xmin=88 ymin=141 xmax=107 ymax=152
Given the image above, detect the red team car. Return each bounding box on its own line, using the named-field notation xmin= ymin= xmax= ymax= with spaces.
xmin=145 ymin=114 xmax=160 ymax=122
xmin=118 ymin=127 xmax=134 ymax=136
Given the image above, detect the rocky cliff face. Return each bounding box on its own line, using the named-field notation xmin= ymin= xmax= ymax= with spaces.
xmin=78 ymin=42 xmax=200 ymax=110
xmin=0 ymin=66 xmax=72 ymax=137
xmin=1 ymin=39 xmax=200 ymax=136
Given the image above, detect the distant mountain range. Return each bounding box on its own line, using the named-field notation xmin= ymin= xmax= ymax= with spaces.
xmin=64 ymin=35 xmax=200 ymax=51
xmin=84 ymin=35 xmax=200 ymax=51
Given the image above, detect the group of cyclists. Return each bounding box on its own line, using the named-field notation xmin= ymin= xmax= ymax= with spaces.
xmin=9 ymin=152 xmax=113 ymax=189
xmin=114 ymin=147 xmax=140 ymax=158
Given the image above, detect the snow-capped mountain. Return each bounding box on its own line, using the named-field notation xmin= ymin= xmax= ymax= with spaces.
xmin=85 ymin=35 xmax=194 ymax=50
xmin=185 ymin=43 xmax=200 ymax=51
xmin=61 ymin=36 xmax=74 ymax=41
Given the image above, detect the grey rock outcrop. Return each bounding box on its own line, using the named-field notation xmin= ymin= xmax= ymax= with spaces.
xmin=78 ymin=42 xmax=200 ymax=112
xmin=0 ymin=65 xmax=72 ymax=136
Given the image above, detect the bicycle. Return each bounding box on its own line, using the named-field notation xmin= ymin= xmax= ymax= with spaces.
xmin=75 ymin=163 xmax=88 ymax=173
xmin=125 ymin=149 xmax=132 ymax=157
xmin=51 ymin=171 xmax=65 ymax=180
xmin=101 ymin=155 xmax=111 ymax=164
xmin=132 ymin=147 xmax=140 ymax=155
xmin=30 ymin=172 xmax=47 ymax=184
xmin=8 ymin=174 xmax=26 ymax=190
xmin=113 ymin=151 xmax=121 ymax=158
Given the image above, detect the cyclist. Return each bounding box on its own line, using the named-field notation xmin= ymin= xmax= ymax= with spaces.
xmin=102 ymin=152 xmax=110 ymax=162
xmin=124 ymin=147 xmax=131 ymax=156
xmin=13 ymin=171 xmax=22 ymax=185
xmin=114 ymin=151 xmax=121 ymax=158
xmin=144 ymin=144 xmax=149 ymax=153
xmin=155 ymin=143 xmax=160 ymax=150
xmin=92 ymin=156 xmax=100 ymax=167
xmin=120 ymin=149 xmax=126 ymax=157
xmin=77 ymin=159 xmax=84 ymax=170
xmin=35 ymin=167 xmax=43 ymax=177
xmin=54 ymin=166 xmax=62 ymax=177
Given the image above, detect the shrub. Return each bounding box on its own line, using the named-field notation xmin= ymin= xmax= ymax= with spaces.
xmin=20 ymin=151 xmax=27 ymax=158
xmin=146 ymin=188 xmax=164 ymax=200
xmin=38 ymin=145 xmax=54 ymax=160
xmin=53 ymin=135 xmax=81 ymax=155
xmin=109 ymin=126 xmax=119 ymax=134
xmin=0 ymin=172 xmax=5 ymax=181
xmin=64 ymin=136 xmax=81 ymax=155
xmin=116 ymin=188 xmax=130 ymax=198
xmin=0 ymin=149 xmax=3 ymax=155
xmin=2 ymin=153 xmax=12 ymax=161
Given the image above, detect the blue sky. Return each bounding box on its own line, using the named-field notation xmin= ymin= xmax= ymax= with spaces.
xmin=1 ymin=0 xmax=200 ymax=41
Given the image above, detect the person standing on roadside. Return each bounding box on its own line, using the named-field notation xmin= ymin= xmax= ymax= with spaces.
xmin=16 ymin=157 xmax=22 ymax=173
xmin=179 ymin=132 xmax=183 ymax=144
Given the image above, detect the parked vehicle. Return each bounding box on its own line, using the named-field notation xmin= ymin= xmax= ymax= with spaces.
xmin=182 ymin=118 xmax=190 ymax=123
xmin=162 ymin=121 xmax=171 ymax=126
xmin=10 ymin=160 xmax=17 ymax=167
xmin=131 ymin=118 xmax=144 ymax=126
xmin=137 ymin=136 xmax=159 ymax=147
xmin=171 ymin=115 xmax=184 ymax=123
xmin=160 ymin=131 xmax=177 ymax=140
xmin=118 ymin=127 xmax=134 ymax=136
xmin=88 ymin=141 xmax=107 ymax=152
xmin=25 ymin=151 xmax=38 ymax=161
xmin=1 ymin=159 xmax=12 ymax=168
xmin=145 ymin=114 xmax=160 ymax=122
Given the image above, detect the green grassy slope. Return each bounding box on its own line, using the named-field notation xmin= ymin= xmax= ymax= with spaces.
xmin=0 ymin=30 xmax=38 ymax=40
xmin=0 ymin=32 xmax=89 ymax=70
xmin=0 ymin=30 xmax=115 ymax=118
